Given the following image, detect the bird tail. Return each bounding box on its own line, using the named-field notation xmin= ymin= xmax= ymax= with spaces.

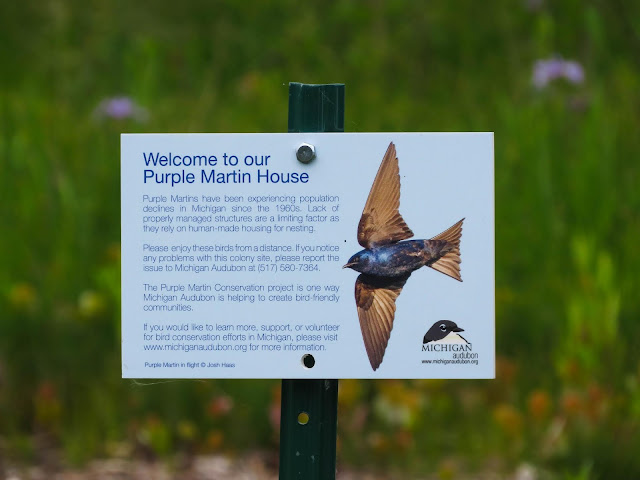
xmin=429 ymin=218 xmax=464 ymax=281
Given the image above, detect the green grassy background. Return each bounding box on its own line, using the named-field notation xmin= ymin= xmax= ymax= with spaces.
xmin=2 ymin=1 xmax=640 ymax=478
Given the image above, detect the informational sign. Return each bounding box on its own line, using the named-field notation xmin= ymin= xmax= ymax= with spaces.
xmin=121 ymin=133 xmax=494 ymax=379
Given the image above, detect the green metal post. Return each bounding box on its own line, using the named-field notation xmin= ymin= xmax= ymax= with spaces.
xmin=279 ymin=82 xmax=344 ymax=480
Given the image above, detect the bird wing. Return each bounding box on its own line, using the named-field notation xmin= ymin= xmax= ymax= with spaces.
xmin=357 ymin=142 xmax=413 ymax=249
xmin=355 ymin=273 xmax=410 ymax=370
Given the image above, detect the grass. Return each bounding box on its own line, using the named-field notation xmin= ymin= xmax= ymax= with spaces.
xmin=2 ymin=1 xmax=640 ymax=478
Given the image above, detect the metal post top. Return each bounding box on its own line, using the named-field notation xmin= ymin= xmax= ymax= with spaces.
xmin=289 ymin=82 xmax=344 ymax=87
xmin=288 ymin=82 xmax=345 ymax=133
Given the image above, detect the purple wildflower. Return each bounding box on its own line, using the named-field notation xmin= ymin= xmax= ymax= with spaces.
xmin=94 ymin=96 xmax=148 ymax=121
xmin=532 ymin=57 xmax=585 ymax=89
xmin=562 ymin=61 xmax=585 ymax=84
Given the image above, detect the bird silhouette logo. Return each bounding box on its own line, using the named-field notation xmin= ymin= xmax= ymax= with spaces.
xmin=343 ymin=142 xmax=464 ymax=371
xmin=423 ymin=320 xmax=469 ymax=345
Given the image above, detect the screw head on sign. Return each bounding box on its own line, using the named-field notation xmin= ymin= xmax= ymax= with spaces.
xmin=296 ymin=143 xmax=316 ymax=164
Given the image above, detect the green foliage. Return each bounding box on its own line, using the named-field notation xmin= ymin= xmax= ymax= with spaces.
xmin=2 ymin=1 xmax=640 ymax=477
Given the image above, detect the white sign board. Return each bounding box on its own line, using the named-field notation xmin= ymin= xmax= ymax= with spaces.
xmin=121 ymin=133 xmax=494 ymax=378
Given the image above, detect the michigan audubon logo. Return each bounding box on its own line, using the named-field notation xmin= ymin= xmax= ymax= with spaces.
xmin=421 ymin=320 xmax=478 ymax=365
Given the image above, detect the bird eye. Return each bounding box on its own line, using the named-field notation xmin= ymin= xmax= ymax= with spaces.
xmin=439 ymin=324 xmax=447 ymax=331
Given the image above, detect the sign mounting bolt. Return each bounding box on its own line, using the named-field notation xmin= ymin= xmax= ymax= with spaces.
xmin=296 ymin=143 xmax=316 ymax=164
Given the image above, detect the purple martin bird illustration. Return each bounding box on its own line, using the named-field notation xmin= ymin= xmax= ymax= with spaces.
xmin=343 ymin=142 xmax=464 ymax=371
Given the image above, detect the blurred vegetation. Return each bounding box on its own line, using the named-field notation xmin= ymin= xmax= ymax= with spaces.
xmin=1 ymin=1 xmax=640 ymax=478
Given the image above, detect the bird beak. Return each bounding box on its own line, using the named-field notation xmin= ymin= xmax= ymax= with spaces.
xmin=342 ymin=261 xmax=355 ymax=269
xmin=453 ymin=327 xmax=464 ymax=332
